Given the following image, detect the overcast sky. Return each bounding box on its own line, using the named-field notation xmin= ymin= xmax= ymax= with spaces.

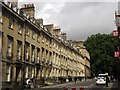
xmin=18 ymin=0 xmax=118 ymax=41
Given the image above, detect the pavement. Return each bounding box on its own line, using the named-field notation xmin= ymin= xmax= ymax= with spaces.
xmin=22 ymin=79 xmax=120 ymax=90
xmin=103 ymin=80 xmax=120 ymax=90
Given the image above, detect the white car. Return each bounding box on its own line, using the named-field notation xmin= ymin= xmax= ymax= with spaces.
xmin=96 ymin=77 xmax=106 ymax=85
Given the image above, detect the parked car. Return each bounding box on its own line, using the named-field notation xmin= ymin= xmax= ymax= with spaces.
xmin=96 ymin=77 xmax=106 ymax=85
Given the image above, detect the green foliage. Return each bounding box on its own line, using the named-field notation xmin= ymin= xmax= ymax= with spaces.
xmin=84 ymin=33 xmax=118 ymax=77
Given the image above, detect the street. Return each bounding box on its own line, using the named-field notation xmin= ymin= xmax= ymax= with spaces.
xmin=23 ymin=79 xmax=120 ymax=90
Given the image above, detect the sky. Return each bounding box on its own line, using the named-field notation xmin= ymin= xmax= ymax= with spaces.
xmin=18 ymin=0 xmax=119 ymax=41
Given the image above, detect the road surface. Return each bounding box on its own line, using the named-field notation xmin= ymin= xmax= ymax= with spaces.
xmin=24 ymin=79 xmax=119 ymax=90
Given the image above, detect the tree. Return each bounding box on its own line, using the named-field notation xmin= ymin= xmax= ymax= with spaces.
xmin=84 ymin=33 xmax=118 ymax=77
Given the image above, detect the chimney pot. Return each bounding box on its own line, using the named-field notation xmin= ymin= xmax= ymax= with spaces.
xmin=24 ymin=4 xmax=26 ymax=8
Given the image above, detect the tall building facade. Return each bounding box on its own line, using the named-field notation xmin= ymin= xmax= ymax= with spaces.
xmin=0 ymin=1 xmax=90 ymax=89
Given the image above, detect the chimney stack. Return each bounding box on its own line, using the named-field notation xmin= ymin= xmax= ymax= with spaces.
xmin=20 ymin=3 xmax=35 ymax=18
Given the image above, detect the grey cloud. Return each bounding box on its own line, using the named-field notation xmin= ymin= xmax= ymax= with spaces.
xmin=19 ymin=2 xmax=118 ymax=40
xmin=47 ymin=2 xmax=117 ymax=40
xmin=59 ymin=2 xmax=104 ymax=14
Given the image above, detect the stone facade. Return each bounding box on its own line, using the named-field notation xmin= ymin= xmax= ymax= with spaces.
xmin=0 ymin=1 xmax=90 ymax=89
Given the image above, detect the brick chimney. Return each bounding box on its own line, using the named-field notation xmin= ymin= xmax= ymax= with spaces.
xmin=20 ymin=3 xmax=35 ymax=18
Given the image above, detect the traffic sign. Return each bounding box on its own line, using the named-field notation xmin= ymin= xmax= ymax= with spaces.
xmin=114 ymin=51 xmax=120 ymax=58
xmin=112 ymin=30 xmax=119 ymax=36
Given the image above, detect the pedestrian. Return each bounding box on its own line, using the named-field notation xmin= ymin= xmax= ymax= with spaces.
xmin=74 ymin=77 xmax=77 ymax=83
xmin=106 ymin=76 xmax=109 ymax=87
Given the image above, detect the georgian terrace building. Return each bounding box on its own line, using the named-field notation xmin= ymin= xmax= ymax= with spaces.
xmin=0 ymin=1 xmax=90 ymax=89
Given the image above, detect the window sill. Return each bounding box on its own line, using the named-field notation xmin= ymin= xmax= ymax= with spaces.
xmin=37 ymin=41 xmax=40 ymax=43
xmin=32 ymin=37 xmax=35 ymax=40
xmin=18 ymin=32 xmax=22 ymax=35
xmin=26 ymin=34 xmax=30 ymax=37
xmin=8 ymin=26 xmax=13 ymax=30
